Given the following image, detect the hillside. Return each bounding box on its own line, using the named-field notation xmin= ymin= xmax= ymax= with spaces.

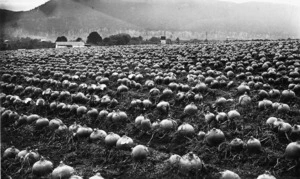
xmin=1 ymin=0 xmax=300 ymax=40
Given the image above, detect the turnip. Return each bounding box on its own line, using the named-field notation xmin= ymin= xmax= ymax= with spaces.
xmin=76 ymin=125 xmax=93 ymax=138
xmin=272 ymin=102 xmax=280 ymax=110
xmin=197 ymin=82 xmax=207 ymax=92
xmin=161 ymin=88 xmax=173 ymax=98
xmin=205 ymin=112 xmax=216 ymax=124
xmin=32 ymin=156 xmax=53 ymax=176
xmin=101 ymin=95 xmax=111 ymax=105
xmin=216 ymin=112 xmax=227 ymax=122
xmin=281 ymin=89 xmax=295 ymax=101
xmin=205 ymin=128 xmax=225 ymax=146
xmin=184 ymin=102 xmax=198 ymax=115
xmin=278 ymin=122 xmax=292 ymax=133
xmin=179 ymin=152 xmax=202 ymax=173
xmin=272 ymin=118 xmax=284 ymax=130
xmin=116 ymin=135 xmax=134 ymax=149
xmin=169 ymin=154 xmax=181 ymax=167
xmin=87 ymin=108 xmax=99 ymax=121
xmin=237 ymin=83 xmax=250 ymax=94
xmin=151 ymin=120 xmax=160 ymax=130
xmin=15 ymin=115 xmax=27 ymax=126
xmin=135 ymin=115 xmax=145 ymax=128
xmin=277 ymin=103 xmax=290 ymax=113
xmin=257 ymin=172 xmax=276 ymax=179
xmin=216 ymin=97 xmax=227 ymax=106
xmin=132 ymin=145 xmax=149 ymax=160
xmin=266 ymin=117 xmax=278 ymax=126
xmin=194 ymin=94 xmax=203 ymax=101
xmin=52 ymin=161 xmax=75 ymax=179
xmin=89 ymin=173 xmax=104 ymax=179
xmin=285 ymin=141 xmax=300 ymax=159
xmin=35 ymin=118 xmax=49 ymax=129
xmin=290 ymin=125 xmax=300 ymax=141
xmin=177 ymin=123 xmax=195 ymax=136
xmin=90 ymin=128 xmax=107 ymax=141
xmin=55 ymin=123 xmax=68 ymax=134
xmin=76 ymin=106 xmax=87 ymax=116
xmin=27 ymin=114 xmax=40 ymax=124
xmin=36 ymin=98 xmax=46 ymax=107
xmin=156 ymin=101 xmax=170 ymax=114
xmin=17 ymin=147 xmax=30 ymax=159
xmin=246 ymin=136 xmax=261 ymax=153
xmin=149 ymin=87 xmax=160 ymax=96
xmin=269 ymin=89 xmax=280 ymax=98
xmin=258 ymin=99 xmax=273 ymax=110
xmin=258 ymin=90 xmax=269 ymax=99
xmin=227 ymin=110 xmax=240 ymax=120
xmin=24 ymin=149 xmax=40 ymax=165
xmin=220 ymin=170 xmax=241 ymax=179
xmin=49 ymin=118 xmax=63 ymax=130
xmin=105 ymin=132 xmax=120 ymax=147
xmin=3 ymin=146 xmax=20 ymax=159
xmin=197 ymin=131 xmax=206 ymax=140
xmin=111 ymin=110 xmax=128 ymax=123
xmin=70 ymin=175 xmax=83 ymax=179
xmin=140 ymin=99 xmax=151 ymax=108
xmin=117 ymin=84 xmax=129 ymax=93
xmin=69 ymin=122 xmax=81 ymax=133
xmin=239 ymin=93 xmax=251 ymax=106
xmin=98 ymin=110 xmax=109 ymax=120
xmin=160 ymin=118 xmax=177 ymax=131
xmin=230 ymin=138 xmax=244 ymax=152
xmin=140 ymin=117 xmax=152 ymax=131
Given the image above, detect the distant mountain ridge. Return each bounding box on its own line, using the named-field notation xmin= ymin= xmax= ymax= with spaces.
xmin=1 ymin=0 xmax=299 ymax=41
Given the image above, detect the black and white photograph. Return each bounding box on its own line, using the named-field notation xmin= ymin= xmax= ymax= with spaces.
xmin=1 ymin=0 xmax=300 ymax=178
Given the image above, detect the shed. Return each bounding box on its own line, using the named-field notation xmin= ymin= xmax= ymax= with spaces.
xmin=161 ymin=36 xmax=166 ymax=44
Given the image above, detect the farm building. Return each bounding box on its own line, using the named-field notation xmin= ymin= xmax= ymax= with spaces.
xmin=55 ymin=41 xmax=85 ymax=48
xmin=161 ymin=36 xmax=166 ymax=44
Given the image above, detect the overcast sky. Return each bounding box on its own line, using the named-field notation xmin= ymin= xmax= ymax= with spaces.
xmin=0 ymin=0 xmax=49 ymax=11
xmin=0 ymin=0 xmax=299 ymax=11
xmin=221 ymin=0 xmax=300 ymax=6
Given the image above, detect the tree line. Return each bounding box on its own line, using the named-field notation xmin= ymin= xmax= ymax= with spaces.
xmin=56 ymin=31 xmax=175 ymax=46
xmin=0 ymin=37 xmax=55 ymax=51
xmin=0 ymin=32 xmax=178 ymax=50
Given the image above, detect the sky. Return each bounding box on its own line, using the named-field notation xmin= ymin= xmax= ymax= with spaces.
xmin=0 ymin=0 xmax=299 ymax=11
xmin=221 ymin=0 xmax=300 ymax=6
xmin=0 ymin=0 xmax=50 ymax=11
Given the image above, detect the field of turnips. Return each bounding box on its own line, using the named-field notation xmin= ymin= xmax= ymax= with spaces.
xmin=1 ymin=40 xmax=300 ymax=179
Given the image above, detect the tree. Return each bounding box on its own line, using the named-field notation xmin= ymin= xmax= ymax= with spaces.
xmin=0 ymin=37 xmax=54 ymax=50
xmin=167 ymin=39 xmax=172 ymax=44
xmin=109 ymin=33 xmax=131 ymax=45
xmin=121 ymin=33 xmax=131 ymax=44
xmin=75 ymin=37 xmax=83 ymax=42
xmin=103 ymin=37 xmax=111 ymax=45
xmin=129 ymin=36 xmax=143 ymax=45
xmin=103 ymin=33 xmax=131 ymax=46
xmin=149 ymin=37 xmax=160 ymax=44
xmin=55 ymin=36 xmax=67 ymax=42
xmin=87 ymin=31 xmax=102 ymax=45
xmin=176 ymin=37 xmax=180 ymax=44
xmin=138 ymin=36 xmax=143 ymax=41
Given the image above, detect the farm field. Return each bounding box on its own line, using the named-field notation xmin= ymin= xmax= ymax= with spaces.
xmin=1 ymin=40 xmax=300 ymax=179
